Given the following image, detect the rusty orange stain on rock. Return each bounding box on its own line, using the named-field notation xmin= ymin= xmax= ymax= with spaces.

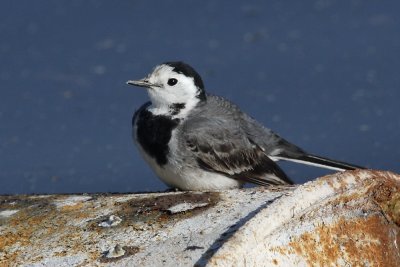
xmin=0 ymin=195 xmax=101 ymax=265
xmin=60 ymin=201 xmax=84 ymax=212
xmin=287 ymin=215 xmax=400 ymax=266
xmin=1 ymin=209 xmax=50 ymax=264
xmin=382 ymin=191 xmax=400 ymax=226
xmin=369 ymin=174 xmax=400 ymax=226
xmin=263 ymin=171 xmax=400 ymax=267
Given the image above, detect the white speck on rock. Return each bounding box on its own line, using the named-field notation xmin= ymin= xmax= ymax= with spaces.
xmin=98 ymin=215 xmax=122 ymax=227
xmin=105 ymin=244 xmax=125 ymax=258
xmin=0 ymin=209 xmax=19 ymax=217
xmin=167 ymin=202 xmax=209 ymax=214
xmin=54 ymin=196 xmax=92 ymax=208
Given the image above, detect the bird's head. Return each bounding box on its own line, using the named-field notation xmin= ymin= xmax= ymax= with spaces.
xmin=127 ymin=61 xmax=206 ymax=116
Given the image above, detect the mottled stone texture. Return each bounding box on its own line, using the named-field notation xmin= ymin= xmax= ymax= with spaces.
xmin=0 ymin=170 xmax=399 ymax=266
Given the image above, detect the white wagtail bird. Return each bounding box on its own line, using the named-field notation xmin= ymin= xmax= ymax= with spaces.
xmin=127 ymin=61 xmax=364 ymax=190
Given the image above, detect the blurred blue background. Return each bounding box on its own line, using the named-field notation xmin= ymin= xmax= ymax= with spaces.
xmin=0 ymin=0 xmax=399 ymax=194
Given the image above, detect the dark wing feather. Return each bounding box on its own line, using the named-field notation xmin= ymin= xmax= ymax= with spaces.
xmin=183 ymin=117 xmax=293 ymax=186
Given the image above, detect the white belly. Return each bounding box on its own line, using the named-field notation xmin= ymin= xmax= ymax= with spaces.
xmin=137 ymin=147 xmax=241 ymax=190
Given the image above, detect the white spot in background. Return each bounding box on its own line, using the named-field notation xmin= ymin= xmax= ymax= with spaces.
xmin=367 ymin=46 xmax=376 ymax=55
xmin=27 ymin=22 xmax=39 ymax=35
xmin=10 ymin=136 xmax=20 ymax=144
xmin=68 ymin=168 xmax=76 ymax=176
xmin=375 ymin=109 xmax=384 ymax=116
xmin=95 ymin=39 xmax=115 ymax=50
xmin=93 ymin=65 xmax=106 ymax=75
xmin=352 ymin=89 xmax=366 ymax=101
xmin=51 ymin=175 xmax=59 ymax=183
xmin=63 ymin=90 xmax=73 ymax=99
xmin=366 ymin=69 xmax=377 ymax=84
xmin=208 ymin=39 xmax=220 ymax=50
xmin=314 ymin=64 xmax=325 ymax=73
xmin=116 ymin=43 xmax=126 ymax=53
xmin=0 ymin=71 xmax=10 ymax=80
xmin=287 ymin=30 xmax=302 ymax=40
xmin=359 ymin=124 xmax=370 ymax=132
xmin=277 ymin=42 xmax=288 ymax=52
xmin=314 ymin=0 xmax=334 ymax=11
xmin=243 ymin=29 xmax=268 ymax=43
xmin=256 ymin=71 xmax=266 ymax=81
xmin=241 ymin=5 xmax=259 ymax=17
xmin=272 ymin=115 xmax=281 ymax=123
xmin=369 ymin=14 xmax=391 ymax=26
xmin=265 ymin=94 xmax=276 ymax=103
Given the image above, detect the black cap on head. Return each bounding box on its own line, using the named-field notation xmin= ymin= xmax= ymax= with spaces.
xmin=164 ymin=61 xmax=206 ymax=100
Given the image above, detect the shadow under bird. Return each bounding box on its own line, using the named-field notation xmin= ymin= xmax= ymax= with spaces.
xmin=127 ymin=61 xmax=364 ymax=190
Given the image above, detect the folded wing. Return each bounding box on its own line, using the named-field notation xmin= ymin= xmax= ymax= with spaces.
xmin=182 ymin=117 xmax=293 ymax=186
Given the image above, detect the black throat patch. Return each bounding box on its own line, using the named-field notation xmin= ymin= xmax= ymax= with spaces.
xmin=134 ymin=103 xmax=180 ymax=166
xmin=169 ymin=103 xmax=186 ymax=116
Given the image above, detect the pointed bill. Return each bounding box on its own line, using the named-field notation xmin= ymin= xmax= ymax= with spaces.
xmin=126 ymin=79 xmax=153 ymax=88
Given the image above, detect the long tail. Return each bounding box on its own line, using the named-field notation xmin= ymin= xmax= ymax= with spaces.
xmin=272 ymin=153 xmax=365 ymax=172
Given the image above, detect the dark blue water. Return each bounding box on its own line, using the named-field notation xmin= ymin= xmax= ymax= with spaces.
xmin=1 ymin=1 xmax=399 ymax=194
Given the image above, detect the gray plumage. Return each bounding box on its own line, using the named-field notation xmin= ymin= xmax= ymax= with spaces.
xmin=180 ymin=94 xmax=295 ymax=185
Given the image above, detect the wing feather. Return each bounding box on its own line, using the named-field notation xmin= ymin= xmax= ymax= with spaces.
xmin=183 ymin=117 xmax=293 ymax=186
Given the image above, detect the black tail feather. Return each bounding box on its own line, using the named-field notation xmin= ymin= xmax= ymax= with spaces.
xmin=295 ymin=154 xmax=365 ymax=171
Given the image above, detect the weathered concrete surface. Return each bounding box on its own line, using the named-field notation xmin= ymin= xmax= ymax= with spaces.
xmin=0 ymin=170 xmax=399 ymax=266
xmin=0 ymin=185 xmax=289 ymax=266
xmin=208 ymin=170 xmax=400 ymax=267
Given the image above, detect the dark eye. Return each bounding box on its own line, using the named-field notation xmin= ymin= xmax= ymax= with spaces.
xmin=167 ymin=78 xmax=178 ymax=86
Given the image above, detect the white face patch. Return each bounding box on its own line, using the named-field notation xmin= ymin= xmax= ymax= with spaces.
xmin=144 ymin=64 xmax=201 ymax=118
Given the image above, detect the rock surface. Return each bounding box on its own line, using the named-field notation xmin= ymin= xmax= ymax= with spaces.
xmin=0 ymin=170 xmax=399 ymax=266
